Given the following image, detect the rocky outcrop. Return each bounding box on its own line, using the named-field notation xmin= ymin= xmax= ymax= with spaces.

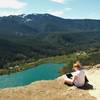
xmin=0 ymin=66 xmax=100 ymax=100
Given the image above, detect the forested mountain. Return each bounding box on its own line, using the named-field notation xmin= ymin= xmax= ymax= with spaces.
xmin=0 ymin=13 xmax=100 ymax=68
xmin=0 ymin=14 xmax=100 ymax=35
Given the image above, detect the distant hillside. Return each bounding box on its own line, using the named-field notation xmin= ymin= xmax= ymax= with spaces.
xmin=0 ymin=13 xmax=100 ymax=68
xmin=0 ymin=14 xmax=100 ymax=36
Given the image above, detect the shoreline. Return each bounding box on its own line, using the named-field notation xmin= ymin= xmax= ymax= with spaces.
xmin=0 ymin=54 xmax=71 ymax=75
xmin=0 ymin=52 xmax=89 ymax=75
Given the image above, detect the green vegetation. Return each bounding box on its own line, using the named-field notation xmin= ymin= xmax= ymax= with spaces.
xmin=1 ymin=31 xmax=100 ymax=69
xmin=0 ymin=49 xmax=100 ymax=75
xmin=0 ymin=51 xmax=89 ymax=75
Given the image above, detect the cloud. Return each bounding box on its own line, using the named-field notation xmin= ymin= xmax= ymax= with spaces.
xmin=48 ymin=7 xmax=72 ymax=17
xmin=51 ymin=0 xmax=65 ymax=4
xmin=0 ymin=0 xmax=27 ymax=9
xmin=51 ymin=0 xmax=72 ymax=4
xmin=48 ymin=10 xmax=64 ymax=17
xmin=0 ymin=10 xmax=23 ymax=16
xmin=65 ymin=7 xmax=72 ymax=11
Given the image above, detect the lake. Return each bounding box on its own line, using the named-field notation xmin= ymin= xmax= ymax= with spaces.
xmin=0 ymin=63 xmax=64 ymax=89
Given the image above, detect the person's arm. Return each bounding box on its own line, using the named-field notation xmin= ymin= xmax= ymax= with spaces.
xmin=72 ymin=75 xmax=78 ymax=82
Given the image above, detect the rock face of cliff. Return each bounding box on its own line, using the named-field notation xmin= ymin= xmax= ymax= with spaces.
xmin=0 ymin=65 xmax=100 ymax=100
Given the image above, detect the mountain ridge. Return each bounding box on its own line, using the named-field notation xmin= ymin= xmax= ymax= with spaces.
xmin=0 ymin=13 xmax=100 ymax=36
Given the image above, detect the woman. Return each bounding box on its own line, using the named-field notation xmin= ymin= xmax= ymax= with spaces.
xmin=64 ymin=62 xmax=85 ymax=88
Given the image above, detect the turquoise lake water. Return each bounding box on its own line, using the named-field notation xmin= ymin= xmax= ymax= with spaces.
xmin=0 ymin=63 xmax=64 ymax=89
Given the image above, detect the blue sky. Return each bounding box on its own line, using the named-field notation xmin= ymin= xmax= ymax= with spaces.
xmin=0 ymin=0 xmax=99 ymax=19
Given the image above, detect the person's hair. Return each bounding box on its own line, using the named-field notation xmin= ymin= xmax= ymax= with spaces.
xmin=73 ymin=61 xmax=81 ymax=69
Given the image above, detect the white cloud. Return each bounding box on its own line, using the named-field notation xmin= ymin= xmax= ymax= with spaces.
xmin=0 ymin=0 xmax=27 ymax=9
xmin=0 ymin=10 xmax=23 ymax=16
xmin=65 ymin=7 xmax=72 ymax=11
xmin=51 ymin=0 xmax=72 ymax=4
xmin=51 ymin=0 xmax=65 ymax=4
xmin=48 ymin=7 xmax=72 ymax=17
xmin=48 ymin=10 xmax=64 ymax=17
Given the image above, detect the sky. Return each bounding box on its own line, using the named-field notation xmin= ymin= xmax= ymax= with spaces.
xmin=0 ymin=0 xmax=99 ymax=19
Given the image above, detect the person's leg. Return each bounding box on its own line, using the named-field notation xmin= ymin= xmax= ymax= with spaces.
xmin=64 ymin=77 xmax=73 ymax=86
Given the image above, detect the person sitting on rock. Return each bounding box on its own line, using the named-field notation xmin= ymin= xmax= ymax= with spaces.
xmin=64 ymin=61 xmax=87 ymax=88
